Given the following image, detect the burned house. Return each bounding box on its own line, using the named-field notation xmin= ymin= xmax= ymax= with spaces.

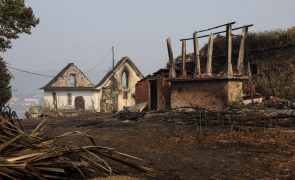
xmin=96 ymin=57 xmax=144 ymax=112
xmin=41 ymin=63 xmax=96 ymax=111
xmin=135 ymin=22 xmax=252 ymax=110
xmin=42 ymin=57 xmax=143 ymax=112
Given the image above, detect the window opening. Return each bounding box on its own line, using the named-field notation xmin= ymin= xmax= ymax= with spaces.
xmin=69 ymin=74 xmax=76 ymax=87
xmin=67 ymin=93 xmax=72 ymax=105
xmin=122 ymin=71 xmax=128 ymax=88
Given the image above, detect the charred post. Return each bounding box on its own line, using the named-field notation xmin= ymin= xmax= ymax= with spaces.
xmin=237 ymin=26 xmax=249 ymax=75
xmin=226 ymin=24 xmax=233 ymax=77
xmin=206 ymin=34 xmax=214 ymax=76
xmin=167 ymin=38 xmax=177 ymax=78
xmin=193 ymin=32 xmax=201 ymax=77
xmin=181 ymin=40 xmax=187 ymax=77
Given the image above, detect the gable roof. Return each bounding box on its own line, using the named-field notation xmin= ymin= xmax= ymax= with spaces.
xmin=96 ymin=56 xmax=144 ymax=88
xmin=40 ymin=63 xmax=95 ymax=90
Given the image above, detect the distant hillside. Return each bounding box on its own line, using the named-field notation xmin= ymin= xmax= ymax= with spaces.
xmin=202 ymin=26 xmax=295 ymax=56
xmin=175 ymin=26 xmax=295 ymax=62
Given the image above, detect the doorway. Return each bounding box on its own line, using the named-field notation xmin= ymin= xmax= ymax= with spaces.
xmin=75 ymin=96 xmax=85 ymax=110
xmin=112 ymin=94 xmax=118 ymax=112
xmin=150 ymin=80 xmax=157 ymax=110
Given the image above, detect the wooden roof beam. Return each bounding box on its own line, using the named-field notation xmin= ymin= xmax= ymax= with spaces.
xmin=180 ymin=24 xmax=253 ymax=41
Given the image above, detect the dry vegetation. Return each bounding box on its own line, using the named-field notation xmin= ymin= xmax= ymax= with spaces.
xmin=0 ymin=116 xmax=149 ymax=179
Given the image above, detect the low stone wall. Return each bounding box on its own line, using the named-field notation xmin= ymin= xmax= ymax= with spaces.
xmin=170 ymin=78 xmax=243 ymax=110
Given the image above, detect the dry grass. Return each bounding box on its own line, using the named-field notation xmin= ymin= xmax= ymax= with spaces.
xmin=0 ymin=117 xmax=150 ymax=179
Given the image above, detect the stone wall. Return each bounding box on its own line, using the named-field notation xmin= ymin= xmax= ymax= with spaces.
xmin=135 ymin=79 xmax=149 ymax=104
xmin=51 ymin=64 xmax=94 ymax=87
xmin=227 ymin=81 xmax=243 ymax=104
xmin=156 ymin=76 xmax=171 ymax=111
xmin=170 ymin=79 xmax=243 ymax=111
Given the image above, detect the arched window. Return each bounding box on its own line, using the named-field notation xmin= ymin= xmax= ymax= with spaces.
xmin=69 ymin=74 xmax=76 ymax=87
xmin=122 ymin=71 xmax=128 ymax=88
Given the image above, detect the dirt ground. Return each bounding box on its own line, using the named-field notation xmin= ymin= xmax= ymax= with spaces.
xmin=21 ymin=113 xmax=295 ymax=179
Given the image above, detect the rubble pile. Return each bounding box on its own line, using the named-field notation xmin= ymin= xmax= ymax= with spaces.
xmin=116 ymin=102 xmax=147 ymax=121
xmin=243 ymin=96 xmax=295 ymax=109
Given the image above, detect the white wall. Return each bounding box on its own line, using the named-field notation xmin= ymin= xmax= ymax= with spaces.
xmin=44 ymin=90 xmax=98 ymax=111
xmin=94 ymin=90 xmax=102 ymax=112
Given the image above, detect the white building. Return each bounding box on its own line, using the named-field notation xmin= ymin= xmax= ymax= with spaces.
xmin=24 ymin=98 xmax=39 ymax=106
xmin=41 ymin=57 xmax=144 ymax=112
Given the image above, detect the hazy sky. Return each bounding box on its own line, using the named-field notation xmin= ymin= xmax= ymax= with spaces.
xmin=3 ymin=0 xmax=295 ymax=93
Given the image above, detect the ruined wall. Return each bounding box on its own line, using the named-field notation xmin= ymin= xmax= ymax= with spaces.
xmin=227 ymin=81 xmax=243 ymax=104
xmin=170 ymin=80 xmax=243 ymax=110
xmin=156 ymin=76 xmax=171 ymax=111
xmin=51 ymin=65 xmax=94 ymax=87
xmin=135 ymin=79 xmax=149 ymax=104
xmin=135 ymin=75 xmax=171 ymax=111
xmin=97 ymin=61 xmax=142 ymax=112
xmin=99 ymin=85 xmax=113 ymax=113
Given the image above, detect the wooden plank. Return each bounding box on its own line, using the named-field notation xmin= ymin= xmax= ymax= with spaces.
xmin=237 ymin=27 xmax=249 ymax=75
xmin=226 ymin=24 xmax=233 ymax=77
xmin=180 ymin=24 xmax=253 ymax=41
xmin=197 ymin=22 xmax=236 ymax=33
xmin=193 ymin=32 xmax=201 ymax=77
xmin=167 ymin=38 xmax=177 ymax=78
xmin=181 ymin=40 xmax=187 ymax=77
xmin=206 ymin=34 xmax=214 ymax=76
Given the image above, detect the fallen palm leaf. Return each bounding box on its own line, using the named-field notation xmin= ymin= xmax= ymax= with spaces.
xmin=0 ymin=116 xmax=150 ymax=179
xmin=30 ymin=118 xmax=47 ymax=137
